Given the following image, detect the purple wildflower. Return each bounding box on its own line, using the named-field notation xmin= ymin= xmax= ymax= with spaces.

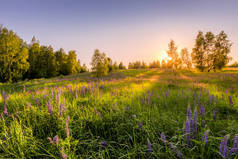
xmin=160 ymin=133 xmax=184 ymax=159
xmin=161 ymin=133 xmax=165 ymax=142
xmin=219 ymin=135 xmax=230 ymax=158
xmin=66 ymin=116 xmax=70 ymax=138
xmin=101 ymin=141 xmax=108 ymax=147
xmin=60 ymin=147 xmax=67 ymax=159
xmin=185 ymin=118 xmax=190 ymax=145
xmin=47 ymin=137 xmax=53 ymax=144
xmin=200 ymin=106 xmax=205 ymax=118
xmin=213 ymin=109 xmax=217 ymax=121
xmin=75 ymin=90 xmax=78 ymax=99
xmin=59 ymin=98 xmax=65 ymax=117
xmin=192 ymin=108 xmax=197 ymax=135
xmin=138 ymin=122 xmax=143 ymax=129
xmin=228 ymin=96 xmax=233 ymax=106
xmin=209 ymin=95 xmax=213 ymax=105
xmin=36 ymin=98 xmax=39 ymax=107
xmin=201 ymin=130 xmax=209 ymax=145
xmin=202 ymin=120 xmax=206 ymax=128
xmin=230 ymin=148 xmax=238 ymax=154
xmin=53 ymin=135 xmax=59 ymax=144
xmin=222 ymin=94 xmax=224 ymax=100
xmin=3 ymin=106 xmax=8 ymax=116
xmin=234 ymin=134 xmax=238 ymax=148
xmin=47 ymin=101 xmax=53 ymax=115
xmin=2 ymin=92 xmax=8 ymax=116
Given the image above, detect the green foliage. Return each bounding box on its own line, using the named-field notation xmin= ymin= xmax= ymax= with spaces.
xmin=192 ymin=31 xmax=232 ymax=72
xmin=55 ymin=48 xmax=68 ymax=75
xmin=149 ymin=60 xmax=160 ymax=68
xmin=65 ymin=50 xmax=80 ymax=75
xmin=128 ymin=61 xmax=148 ymax=69
xmin=181 ymin=48 xmax=192 ymax=69
xmin=229 ymin=61 xmax=238 ymax=67
xmin=80 ymin=64 xmax=89 ymax=73
xmin=0 ymin=26 xmax=84 ymax=82
xmin=119 ymin=62 xmax=126 ymax=69
xmin=167 ymin=40 xmax=181 ymax=69
xmin=91 ymin=49 xmax=109 ymax=77
xmin=0 ymin=69 xmax=238 ymax=158
xmin=0 ymin=27 xmax=29 ymax=82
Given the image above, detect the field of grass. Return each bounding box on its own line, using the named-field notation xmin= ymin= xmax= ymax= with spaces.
xmin=0 ymin=69 xmax=238 ymax=158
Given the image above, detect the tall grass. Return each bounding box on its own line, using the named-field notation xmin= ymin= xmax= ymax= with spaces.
xmin=0 ymin=69 xmax=238 ymax=158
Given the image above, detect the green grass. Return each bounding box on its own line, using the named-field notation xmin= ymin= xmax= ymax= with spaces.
xmin=0 ymin=69 xmax=238 ymax=158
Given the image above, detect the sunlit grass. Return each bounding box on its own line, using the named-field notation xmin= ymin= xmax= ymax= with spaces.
xmin=0 ymin=69 xmax=238 ymax=158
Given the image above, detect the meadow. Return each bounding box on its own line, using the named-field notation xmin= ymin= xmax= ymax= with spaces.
xmin=0 ymin=68 xmax=238 ymax=159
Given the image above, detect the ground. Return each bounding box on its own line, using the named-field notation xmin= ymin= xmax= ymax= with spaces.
xmin=0 ymin=68 xmax=238 ymax=158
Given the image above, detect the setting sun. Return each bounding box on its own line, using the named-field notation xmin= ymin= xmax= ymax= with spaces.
xmin=160 ymin=52 xmax=172 ymax=63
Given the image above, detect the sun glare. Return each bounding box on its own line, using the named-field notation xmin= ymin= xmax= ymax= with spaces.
xmin=160 ymin=52 xmax=171 ymax=63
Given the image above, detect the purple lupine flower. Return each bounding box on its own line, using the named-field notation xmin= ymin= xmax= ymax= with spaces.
xmin=185 ymin=118 xmax=190 ymax=145
xmin=138 ymin=122 xmax=143 ymax=129
xmin=66 ymin=116 xmax=70 ymax=138
xmin=228 ymin=96 xmax=233 ymax=106
xmin=60 ymin=147 xmax=67 ymax=159
xmin=3 ymin=107 xmax=8 ymax=116
xmin=234 ymin=134 xmax=238 ymax=148
xmin=213 ymin=109 xmax=217 ymax=121
xmin=101 ymin=141 xmax=108 ymax=147
xmin=2 ymin=92 xmax=8 ymax=116
xmin=161 ymin=133 xmax=165 ymax=142
xmin=168 ymin=143 xmax=184 ymax=159
xmin=47 ymin=137 xmax=53 ymax=144
xmin=219 ymin=135 xmax=230 ymax=158
xmin=47 ymin=101 xmax=53 ymax=115
xmin=59 ymin=98 xmax=65 ymax=117
xmin=209 ymin=95 xmax=213 ymax=105
xmin=187 ymin=104 xmax=191 ymax=122
xmin=160 ymin=133 xmax=184 ymax=159
xmin=201 ymin=130 xmax=209 ymax=145
xmin=222 ymin=94 xmax=224 ymax=100
xmin=141 ymin=96 xmax=144 ymax=104
xmin=200 ymin=106 xmax=205 ymax=118
xmin=202 ymin=120 xmax=206 ymax=128
xmin=75 ymin=90 xmax=78 ymax=99
xmin=230 ymin=148 xmax=238 ymax=154
xmin=147 ymin=138 xmax=152 ymax=152
xmin=192 ymin=108 xmax=197 ymax=135
xmin=53 ymin=135 xmax=59 ymax=144
xmin=36 ymin=98 xmax=39 ymax=107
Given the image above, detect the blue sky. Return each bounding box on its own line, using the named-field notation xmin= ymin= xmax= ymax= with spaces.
xmin=0 ymin=0 xmax=238 ymax=66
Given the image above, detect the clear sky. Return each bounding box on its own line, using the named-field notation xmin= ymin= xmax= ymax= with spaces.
xmin=0 ymin=0 xmax=238 ymax=66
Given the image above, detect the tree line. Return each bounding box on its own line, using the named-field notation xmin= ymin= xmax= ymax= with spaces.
xmin=126 ymin=30 xmax=232 ymax=72
xmin=90 ymin=49 xmax=126 ymax=77
xmin=0 ymin=25 xmax=88 ymax=82
xmin=0 ymin=25 xmax=233 ymax=81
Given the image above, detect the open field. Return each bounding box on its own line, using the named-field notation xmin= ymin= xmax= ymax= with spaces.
xmin=0 ymin=69 xmax=238 ymax=158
